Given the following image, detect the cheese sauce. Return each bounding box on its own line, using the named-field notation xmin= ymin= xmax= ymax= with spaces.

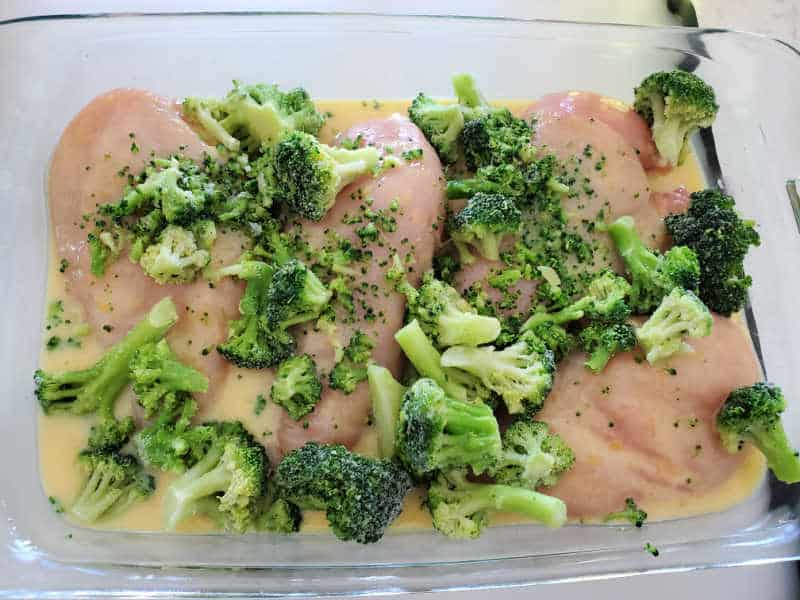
xmin=38 ymin=98 xmax=764 ymax=534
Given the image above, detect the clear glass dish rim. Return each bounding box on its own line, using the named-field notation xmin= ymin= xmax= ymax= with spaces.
xmin=1 ymin=10 xmax=799 ymax=596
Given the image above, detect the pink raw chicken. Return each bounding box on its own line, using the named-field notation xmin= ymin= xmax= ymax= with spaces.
xmin=277 ymin=115 xmax=446 ymax=455
xmin=48 ymin=89 xmax=243 ymax=403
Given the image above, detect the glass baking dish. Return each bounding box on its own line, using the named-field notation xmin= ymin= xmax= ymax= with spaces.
xmin=1 ymin=11 xmax=799 ymax=597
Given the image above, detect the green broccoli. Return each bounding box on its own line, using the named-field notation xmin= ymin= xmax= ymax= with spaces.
xmin=329 ymin=330 xmax=374 ymax=394
xmin=254 ymin=482 xmax=302 ymax=534
xmin=216 ymin=261 xmax=295 ymax=368
xmin=138 ymin=225 xmax=211 ymax=284
xmin=440 ymin=332 xmax=555 ymax=415
xmin=395 ymin=378 xmax=501 ymax=479
xmin=716 ymin=383 xmax=800 ymax=484
xmin=460 ymin=109 xmax=535 ymax=171
xmin=164 ymin=421 xmax=268 ymax=532
xmin=528 ymin=321 xmax=576 ymax=363
xmin=265 ymin=259 xmax=332 ymax=329
xmin=446 ymin=163 xmax=526 ymax=200
xmin=427 ymin=470 xmax=567 ymax=539
xmin=449 ymin=193 xmax=522 ymax=263
xmin=394 ymin=319 xmax=491 ymax=404
xmin=35 ymin=297 xmax=178 ymax=415
xmin=275 ymin=442 xmax=412 ymax=543
xmin=87 ymin=230 xmax=123 ymax=277
xmin=183 ymin=81 xmax=325 ymax=153
xmin=494 ymin=420 xmax=575 ymax=489
xmin=86 ymin=416 xmax=136 ymax=453
xmin=367 ymin=364 xmax=406 ymax=459
xmin=607 ymin=215 xmax=700 ymax=313
xmin=273 ymin=131 xmax=380 ymax=221
xmin=129 ymin=339 xmax=209 ymax=417
xmin=270 ymin=354 xmax=323 ymax=420
xmin=135 ymin=392 xmax=215 ymax=473
xmin=70 ymin=450 xmax=155 ymax=523
xmin=665 ymin=189 xmax=760 ymax=316
xmin=406 ymin=272 xmax=501 ymax=348
xmin=580 ymin=322 xmax=638 ymax=373
xmin=634 ymin=70 xmax=718 ymax=166
xmin=604 ymin=497 xmax=648 ymax=527
xmin=636 ymin=287 xmax=712 ymax=364
xmin=100 ymin=157 xmax=210 ymax=224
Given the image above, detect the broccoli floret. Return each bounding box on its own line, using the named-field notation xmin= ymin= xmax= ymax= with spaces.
xmin=367 ymin=364 xmax=406 ymax=459
xmin=634 ymin=70 xmax=718 ymax=166
xmin=604 ymin=497 xmax=648 ymax=527
xmin=135 ymin=395 xmax=215 ymax=473
xmin=275 ymin=442 xmax=412 ymax=543
xmin=716 ymin=383 xmax=800 ymax=483
xmin=273 ymin=131 xmax=380 ymax=221
xmin=608 ymin=215 xmax=700 ymax=313
xmin=164 ymin=421 xmax=268 ymax=532
xmin=87 ymin=416 xmax=136 ymax=453
xmin=449 ymin=193 xmax=522 ymax=263
xmin=139 ymin=225 xmax=212 ymax=284
xmin=394 ymin=319 xmax=491 ymax=404
xmin=528 ymin=321 xmax=575 ymax=363
xmin=183 ymin=81 xmax=325 ymax=153
xmin=329 ymin=331 xmax=375 ymax=394
xmin=580 ymin=322 xmax=637 ymax=373
xmin=460 ymin=109 xmax=535 ymax=171
xmin=395 ymin=378 xmax=501 ymax=479
xmin=265 ymin=259 xmax=332 ymax=329
xmin=70 ymin=450 xmax=154 ymax=523
xmin=35 ymin=297 xmax=178 ymax=415
xmin=440 ymin=332 xmax=555 ymax=415
xmin=446 ymin=163 xmax=526 ymax=200
xmin=494 ymin=420 xmax=575 ymax=489
xmin=665 ymin=189 xmax=760 ymax=316
xmin=217 ymin=261 xmax=295 ymax=368
xmin=129 ymin=339 xmax=209 ymax=417
xmin=636 ymin=287 xmax=712 ymax=364
xmin=407 ymin=272 xmax=501 ymax=348
xmin=254 ymin=482 xmax=301 ymax=534
xmin=87 ymin=230 xmax=123 ymax=277
xmin=270 ymin=354 xmax=322 ymax=420
xmin=100 ymin=157 xmax=209 ymax=224
xmin=427 ymin=470 xmax=567 ymax=539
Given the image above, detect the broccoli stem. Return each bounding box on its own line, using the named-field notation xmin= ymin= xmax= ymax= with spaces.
xmin=585 ymin=347 xmax=614 ymax=374
xmin=451 ymin=73 xmax=485 ymax=108
xmin=164 ymin=443 xmax=228 ymax=530
xmin=751 ymin=426 xmax=800 ymax=484
xmin=455 ymin=480 xmax=567 ymax=528
xmin=438 ymin=311 xmax=502 ymax=348
xmin=71 ymin=466 xmax=125 ymax=522
xmin=367 ymin=365 xmax=405 ymax=459
xmin=326 ymin=146 xmax=381 ymax=185
xmin=607 ymin=216 xmax=658 ymax=279
xmin=394 ymin=320 xmax=467 ymax=402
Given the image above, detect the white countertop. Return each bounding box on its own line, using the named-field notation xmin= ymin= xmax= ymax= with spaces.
xmin=3 ymin=1 xmax=798 ymax=598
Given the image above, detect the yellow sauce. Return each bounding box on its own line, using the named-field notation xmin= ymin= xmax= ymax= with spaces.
xmin=38 ymin=98 xmax=764 ymax=535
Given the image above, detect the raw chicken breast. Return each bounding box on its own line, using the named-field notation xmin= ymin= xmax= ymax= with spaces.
xmin=531 ymin=91 xmax=661 ymax=170
xmin=538 ymin=315 xmax=762 ymax=518
xmin=48 ymin=89 xmax=242 ymax=401
xmin=277 ymin=115 xmax=445 ymax=454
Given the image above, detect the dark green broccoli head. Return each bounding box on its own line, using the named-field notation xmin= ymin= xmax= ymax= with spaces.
xmin=257 ymin=496 xmax=302 ymax=534
xmin=408 ymin=93 xmax=466 ymax=165
xmin=271 ymin=354 xmax=323 ymax=420
xmin=527 ymin=321 xmax=575 ymax=363
xmin=460 ymin=109 xmax=534 ymax=170
xmin=446 ymin=164 xmax=527 ymax=200
xmin=409 ymin=272 xmax=501 ymax=348
xmin=449 ymin=193 xmax=522 ymax=262
xmin=395 ymin=378 xmax=501 ymax=479
xmin=183 ymin=81 xmax=325 ymax=153
xmin=717 ymin=383 xmax=800 ymax=483
xmin=217 ymin=262 xmax=295 ymax=368
xmin=440 ymin=332 xmax=555 ymax=416
xmin=129 ymin=339 xmax=208 ymax=417
xmin=329 ymin=330 xmax=375 ymax=394
xmin=665 ymin=189 xmax=760 ymax=316
xmin=580 ymin=322 xmax=637 ymax=373
xmin=265 ymin=259 xmax=332 ymax=329
xmin=70 ymin=450 xmax=155 ymax=523
xmin=607 ymin=215 xmax=700 ymax=313
xmin=495 ymin=420 xmax=575 ymax=489
xmin=274 ymin=131 xmax=379 ymax=221
xmin=276 ymin=442 xmax=412 ymax=544
xmin=634 ymin=70 xmax=718 ymax=166
xmin=87 ymin=416 xmax=136 ymax=453
xmin=164 ymin=421 xmax=268 ymax=532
